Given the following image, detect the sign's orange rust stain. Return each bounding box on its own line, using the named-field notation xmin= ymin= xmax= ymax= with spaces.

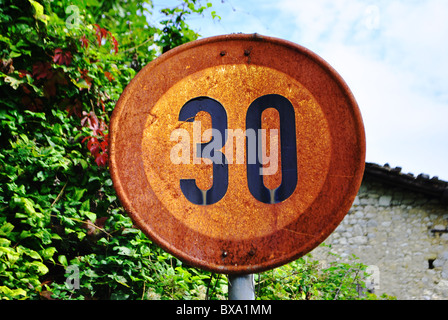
xmin=110 ymin=34 xmax=366 ymax=274
xmin=261 ymin=107 xmax=281 ymax=191
xmin=142 ymin=64 xmax=331 ymax=240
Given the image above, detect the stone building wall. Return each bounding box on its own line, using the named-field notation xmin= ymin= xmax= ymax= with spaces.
xmin=311 ymin=176 xmax=448 ymax=300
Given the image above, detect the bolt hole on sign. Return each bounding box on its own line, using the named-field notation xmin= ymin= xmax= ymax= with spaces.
xmin=110 ymin=34 xmax=365 ymax=274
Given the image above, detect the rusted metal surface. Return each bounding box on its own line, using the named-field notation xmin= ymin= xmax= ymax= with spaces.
xmin=109 ymin=34 xmax=366 ymax=274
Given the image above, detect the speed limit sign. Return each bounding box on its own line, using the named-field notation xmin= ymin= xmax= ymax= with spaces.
xmin=110 ymin=34 xmax=365 ymax=274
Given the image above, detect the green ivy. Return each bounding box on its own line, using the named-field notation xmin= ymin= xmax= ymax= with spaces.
xmin=0 ymin=0 xmax=220 ymax=300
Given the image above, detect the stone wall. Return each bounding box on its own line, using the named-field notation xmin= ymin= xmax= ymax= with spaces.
xmin=311 ymin=176 xmax=448 ymax=300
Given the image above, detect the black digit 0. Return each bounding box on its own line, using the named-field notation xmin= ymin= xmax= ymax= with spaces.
xmin=178 ymin=97 xmax=229 ymax=205
xmin=246 ymin=94 xmax=298 ymax=204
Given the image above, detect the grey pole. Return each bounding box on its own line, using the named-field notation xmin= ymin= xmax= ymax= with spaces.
xmin=228 ymin=274 xmax=255 ymax=300
xmin=226 ymin=193 xmax=275 ymax=300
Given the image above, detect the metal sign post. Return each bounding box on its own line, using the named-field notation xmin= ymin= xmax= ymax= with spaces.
xmin=228 ymin=274 xmax=255 ymax=300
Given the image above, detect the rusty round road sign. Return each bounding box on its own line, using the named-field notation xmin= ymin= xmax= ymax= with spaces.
xmin=110 ymin=34 xmax=366 ymax=274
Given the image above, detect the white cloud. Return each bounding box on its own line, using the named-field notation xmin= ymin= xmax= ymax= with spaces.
xmin=266 ymin=0 xmax=448 ymax=179
xmin=151 ymin=0 xmax=448 ymax=179
xmin=327 ymin=44 xmax=448 ymax=177
xmin=379 ymin=0 xmax=448 ymax=101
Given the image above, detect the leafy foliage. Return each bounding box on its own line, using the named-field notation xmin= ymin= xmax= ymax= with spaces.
xmin=0 ymin=0 xmax=218 ymax=300
xmin=0 ymin=0 xmax=393 ymax=300
xmin=255 ymin=249 xmax=394 ymax=300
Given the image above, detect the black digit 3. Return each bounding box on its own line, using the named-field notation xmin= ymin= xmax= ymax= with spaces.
xmin=178 ymin=97 xmax=229 ymax=205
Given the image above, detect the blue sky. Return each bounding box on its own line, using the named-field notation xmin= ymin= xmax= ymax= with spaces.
xmin=150 ymin=0 xmax=448 ymax=180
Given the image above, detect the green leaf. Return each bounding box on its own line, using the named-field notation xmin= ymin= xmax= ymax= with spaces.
xmin=77 ymin=231 xmax=86 ymax=240
xmin=0 ymin=238 xmax=11 ymax=247
xmin=19 ymin=230 xmax=32 ymax=240
xmin=80 ymin=210 xmax=96 ymax=222
xmin=34 ymin=229 xmax=52 ymax=245
xmin=40 ymin=247 xmax=57 ymax=260
xmin=104 ymin=178 xmax=113 ymax=187
xmin=80 ymin=199 xmax=90 ymax=211
xmin=2 ymin=247 xmax=20 ymax=264
xmin=0 ymin=34 xmax=11 ymax=45
xmin=17 ymin=246 xmax=41 ymax=260
xmin=73 ymin=78 xmax=90 ymax=90
xmin=9 ymin=51 xmax=22 ymax=58
xmin=24 ymin=110 xmax=46 ymax=120
xmin=211 ymin=11 xmax=221 ymax=20
xmin=51 ymin=233 xmax=62 ymax=240
xmin=58 ymin=255 xmax=68 ymax=267
xmin=28 ymin=261 xmax=49 ymax=275
xmin=85 ymin=0 xmax=101 ymax=7
xmin=11 ymin=196 xmax=38 ymax=216
xmin=0 ymin=222 xmax=14 ymax=236
xmin=114 ymin=246 xmax=133 ymax=256
xmin=73 ymin=188 xmax=87 ymax=201
xmin=29 ymin=0 xmax=48 ymax=24
xmin=0 ymin=286 xmax=27 ymax=300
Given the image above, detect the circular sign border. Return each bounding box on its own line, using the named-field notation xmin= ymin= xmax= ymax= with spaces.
xmin=110 ymin=33 xmax=366 ymax=274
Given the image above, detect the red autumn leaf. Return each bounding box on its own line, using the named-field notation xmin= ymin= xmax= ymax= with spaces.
xmin=81 ymin=136 xmax=108 ymax=167
xmin=67 ymin=99 xmax=83 ymax=118
xmin=111 ymin=34 xmax=119 ymax=54
xmin=21 ymin=96 xmax=43 ymax=112
xmin=99 ymin=140 xmax=108 ymax=152
xmin=39 ymin=290 xmax=56 ymax=300
xmin=80 ymin=35 xmax=89 ymax=49
xmin=81 ymin=109 xmax=109 ymax=167
xmin=82 ymin=136 xmax=101 ymax=156
xmin=95 ymin=217 xmax=108 ymax=229
xmin=81 ymin=135 xmax=91 ymax=144
xmin=87 ymin=137 xmax=101 ymax=156
xmin=81 ymin=111 xmax=99 ymax=132
xmin=99 ymin=120 xmax=107 ymax=135
xmin=43 ymin=70 xmax=68 ymax=98
xmin=43 ymin=79 xmax=56 ymax=97
xmin=78 ymin=69 xmax=92 ymax=90
xmin=96 ymin=98 xmax=106 ymax=112
xmin=104 ymin=71 xmax=114 ymax=81
xmin=93 ymin=24 xmax=118 ymax=54
xmin=81 ymin=111 xmax=108 ymax=136
xmin=20 ymin=83 xmax=31 ymax=94
xmin=95 ymin=152 xmax=108 ymax=167
xmin=53 ymin=48 xmax=72 ymax=66
xmin=94 ymin=24 xmax=109 ymax=46
xmin=18 ymin=69 xmax=31 ymax=78
xmin=53 ymin=69 xmax=68 ymax=86
xmin=32 ymin=61 xmax=52 ymax=80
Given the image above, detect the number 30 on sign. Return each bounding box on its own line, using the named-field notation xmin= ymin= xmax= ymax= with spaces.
xmin=173 ymin=94 xmax=297 ymax=205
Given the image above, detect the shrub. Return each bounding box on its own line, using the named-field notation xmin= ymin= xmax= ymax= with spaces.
xmin=0 ymin=0 xmax=218 ymax=300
